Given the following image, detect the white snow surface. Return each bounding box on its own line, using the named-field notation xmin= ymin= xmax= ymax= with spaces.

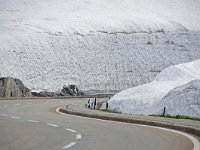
xmin=0 ymin=0 xmax=200 ymax=91
xmin=108 ymin=59 xmax=200 ymax=116
xmin=157 ymin=80 xmax=200 ymax=118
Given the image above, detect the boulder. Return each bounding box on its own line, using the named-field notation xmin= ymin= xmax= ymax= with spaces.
xmin=31 ymin=91 xmax=59 ymax=97
xmin=0 ymin=77 xmax=31 ymax=97
xmin=60 ymin=85 xmax=83 ymax=96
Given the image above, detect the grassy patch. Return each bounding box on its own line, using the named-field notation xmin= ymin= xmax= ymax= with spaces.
xmin=96 ymin=101 xmax=106 ymax=110
xmin=150 ymin=114 xmax=200 ymax=121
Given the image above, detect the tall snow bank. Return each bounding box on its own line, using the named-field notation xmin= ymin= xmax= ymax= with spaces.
xmin=1 ymin=0 xmax=200 ymax=91
xmin=108 ymin=59 xmax=200 ymax=117
xmin=156 ymin=80 xmax=200 ymax=118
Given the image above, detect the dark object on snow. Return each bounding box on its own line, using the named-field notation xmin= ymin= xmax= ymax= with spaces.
xmin=31 ymin=91 xmax=59 ymax=97
xmin=0 ymin=77 xmax=31 ymax=98
xmin=94 ymin=97 xmax=96 ymax=106
xmin=146 ymin=41 xmax=153 ymax=45
xmin=106 ymin=103 xmax=109 ymax=110
xmin=60 ymin=84 xmax=84 ymax=96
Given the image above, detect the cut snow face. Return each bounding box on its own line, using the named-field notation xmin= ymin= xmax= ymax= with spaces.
xmin=0 ymin=0 xmax=200 ymax=92
xmin=156 ymin=80 xmax=200 ymax=118
xmin=108 ymin=59 xmax=200 ymax=117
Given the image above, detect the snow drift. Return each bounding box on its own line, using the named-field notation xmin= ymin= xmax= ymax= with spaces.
xmin=0 ymin=0 xmax=200 ymax=91
xmin=108 ymin=59 xmax=200 ymax=117
xmin=157 ymin=80 xmax=200 ymax=118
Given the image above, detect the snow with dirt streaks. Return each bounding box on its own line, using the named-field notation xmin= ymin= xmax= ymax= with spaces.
xmin=0 ymin=0 xmax=200 ymax=92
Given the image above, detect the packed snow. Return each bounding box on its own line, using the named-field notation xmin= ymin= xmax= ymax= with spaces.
xmin=0 ymin=0 xmax=200 ymax=92
xmin=108 ymin=59 xmax=200 ymax=117
xmin=157 ymin=80 xmax=200 ymax=118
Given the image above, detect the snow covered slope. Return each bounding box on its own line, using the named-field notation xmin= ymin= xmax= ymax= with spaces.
xmin=108 ymin=59 xmax=200 ymax=117
xmin=157 ymin=80 xmax=200 ymax=118
xmin=0 ymin=0 xmax=200 ymax=91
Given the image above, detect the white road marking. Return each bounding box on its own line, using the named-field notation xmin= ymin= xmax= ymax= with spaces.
xmin=3 ymin=105 xmax=8 ymax=108
xmin=11 ymin=116 xmax=20 ymax=119
xmin=65 ymin=128 xmax=77 ymax=133
xmin=27 ymin=120 xmax=39 ymax=123
xmin=62 ymin=142 xmax=77 ymax=149
xmin=56 ymin=107 xmax=62 ymax=113
xmin=0 ymin=113 xmax=8 ymax=116
xmin=15 ymin=104 xmax=20 ymax=106
xmin=56 ymin=107 xmax=200 ymax=150
xmin=47 ymin=123 xmax=59 ymax=127
xmin=27 ymin=103 xmax=33 ymax=105
xmin=139 ymin=124 xmax=200 ymax=150
xmin=76 ymin=134 xmax=82 ymax=140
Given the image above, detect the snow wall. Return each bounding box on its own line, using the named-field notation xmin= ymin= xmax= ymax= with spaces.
xmin=0 ymin=0 xmax=200 ymax=92
xmin=108 ymin=59 xmax=200 ymax=117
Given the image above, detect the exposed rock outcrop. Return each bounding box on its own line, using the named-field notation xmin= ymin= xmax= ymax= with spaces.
xmin=60 ymin=85 xmax=84 ymax=96
xmin=31 ymin=91 xmax=59 ymax=97
xmin=0 ymin=77 xmax=32 ymax=97
xmin=31 ymin=85 xmax=84 ymax=97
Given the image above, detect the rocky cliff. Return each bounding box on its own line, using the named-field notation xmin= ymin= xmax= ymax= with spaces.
xmin=0 ymin=77 xmax=32 ymax=98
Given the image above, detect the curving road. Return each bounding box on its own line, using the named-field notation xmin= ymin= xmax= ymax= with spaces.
xmin=0 ymin=98 xmax=197 ymax=150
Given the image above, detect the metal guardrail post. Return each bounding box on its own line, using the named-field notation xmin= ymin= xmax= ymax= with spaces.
xmin=88 ymin=99 xmax=90 ymax=108
xmin=94 ymin=97 xmax=96 ymax=106
xmin=106 ymin=103 xmax=108 ymax=110
xmin=162 ymin=107 xmax=166 ymax=116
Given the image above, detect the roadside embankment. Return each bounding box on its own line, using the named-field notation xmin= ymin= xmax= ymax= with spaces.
xmin=59 ymin=99 xmax=200 ymax=138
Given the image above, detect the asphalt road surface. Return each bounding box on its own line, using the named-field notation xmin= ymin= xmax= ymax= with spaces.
xmin=0 ymin=98 xmax=196 ymax=150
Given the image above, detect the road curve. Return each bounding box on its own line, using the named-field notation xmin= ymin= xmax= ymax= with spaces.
xmin=0 ymin=98 xmax=197 ymax=150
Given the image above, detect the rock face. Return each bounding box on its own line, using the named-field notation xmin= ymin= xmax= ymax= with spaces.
xmin=31 ymin=85 xmax=84 ymax=97
xmin=31 ymin=91 xmax=59 ymax=97
xmin=60 ymin=85 xmax=83 ymax=96
xmin=158 ymin=80 xmax=200 ymax=118
xmin=0 ymin=77 xmax=32 ymax=98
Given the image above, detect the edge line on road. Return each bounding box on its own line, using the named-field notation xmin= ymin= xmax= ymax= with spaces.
xmin=62 ymin=142 xmax=77 ymax=149
xmin=56 ymin=107 xmax=200 ymax=150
